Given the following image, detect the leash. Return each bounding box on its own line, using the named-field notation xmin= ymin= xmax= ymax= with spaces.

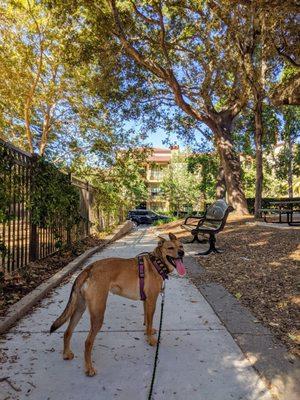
xmin=147 ymin=283 xmax=166 ymax=400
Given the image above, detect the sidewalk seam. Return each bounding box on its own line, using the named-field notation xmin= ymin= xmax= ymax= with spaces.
xmin=7 ymin=328 xmax=226 ymax=334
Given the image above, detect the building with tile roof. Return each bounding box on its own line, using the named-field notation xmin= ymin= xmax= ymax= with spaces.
xmin=142 ymin=145 xmax=180 ymax=211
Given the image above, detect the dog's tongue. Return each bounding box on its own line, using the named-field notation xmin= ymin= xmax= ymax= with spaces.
xmin=174 ymin=259 xmax=186 ymax=276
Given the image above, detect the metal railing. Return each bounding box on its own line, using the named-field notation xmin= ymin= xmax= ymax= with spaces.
xmin=0 ymin=139 xmax=105 ymax=275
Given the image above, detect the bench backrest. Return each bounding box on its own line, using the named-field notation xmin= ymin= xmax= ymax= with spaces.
xmin=202 ymin=199 xmax=233 ymax=231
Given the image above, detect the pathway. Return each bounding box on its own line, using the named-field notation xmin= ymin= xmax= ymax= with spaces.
xmin=0 ymin=227 xmax=273 ymax=400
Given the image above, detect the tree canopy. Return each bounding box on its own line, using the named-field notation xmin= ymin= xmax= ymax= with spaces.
xmin=0 ymin=0 xmax=135 ymax=161
xmin=0 ymin=0 xmax=299 ymax=216
xmin=41 ymin=0 xmax=299 ymax=213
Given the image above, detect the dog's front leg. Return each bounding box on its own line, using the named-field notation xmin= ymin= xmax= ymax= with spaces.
xmin=143 ymin=301 xmax=156 ymax=332
xmin=145 ymin=299 xmax=158 ymax=346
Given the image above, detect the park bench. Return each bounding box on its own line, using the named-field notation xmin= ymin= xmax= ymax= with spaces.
xmin=181 ymin=199 xmax=234 ymax=255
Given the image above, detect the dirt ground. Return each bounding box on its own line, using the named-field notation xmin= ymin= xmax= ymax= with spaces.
xmin=155 ymin=215 xmax=300 ymax=357
xmin=0 ymin=235 xmax=105 ymax=317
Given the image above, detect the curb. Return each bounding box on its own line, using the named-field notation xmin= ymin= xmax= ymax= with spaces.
xmin=184 ymin=255 xmax=300 ymax=400
xmin=0 ymin=220 xmax=135 ymax=336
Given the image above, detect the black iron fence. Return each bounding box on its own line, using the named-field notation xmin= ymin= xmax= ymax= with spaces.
xmin=0 ymin=139 xmax=117 ymax=275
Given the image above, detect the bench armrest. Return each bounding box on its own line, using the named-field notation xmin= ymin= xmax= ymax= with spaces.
xmin=184 ymin=214 xmax=205 ymax=225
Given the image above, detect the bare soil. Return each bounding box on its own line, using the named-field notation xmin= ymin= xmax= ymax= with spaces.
xmin=0 ymin=235 xmax=105 ymax=317
xmin=156 ymin=215 xmax=300 ymax=357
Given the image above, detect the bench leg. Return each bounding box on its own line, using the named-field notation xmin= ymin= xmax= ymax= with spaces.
xmin=195 ymin=234 xmax=224 ymax=256
xmin=263 ymin=212 xmax=268 ymax=223
xmin=188 ymin=235 xmax=198 ymax=244
xmin=187 ymin=234 xmax=208 ymax=244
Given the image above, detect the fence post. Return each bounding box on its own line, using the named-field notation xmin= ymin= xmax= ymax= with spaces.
xmin=29 ymin=154 xmax=38 ymax=261
xmin=29 ymin=224 xmax=38 ymax=262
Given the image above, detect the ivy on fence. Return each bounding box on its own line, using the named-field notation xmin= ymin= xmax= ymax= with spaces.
xmin=0 ymin=140 xmax=89 ymax=275
xmin=29 ymin=158 xmax=82 ymax=231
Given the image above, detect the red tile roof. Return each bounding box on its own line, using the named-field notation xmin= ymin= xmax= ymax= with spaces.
xmin=147 ymin=147 xmax=172 ymax=162
xmin=150 ymin=147 xmax=171 ymax=153
xmin=148 ymin=156 xmax=171 ymax=162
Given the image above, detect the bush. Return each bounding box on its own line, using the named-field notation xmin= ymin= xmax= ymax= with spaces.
xmin=152 ymin=216 xmax=180 ymax=226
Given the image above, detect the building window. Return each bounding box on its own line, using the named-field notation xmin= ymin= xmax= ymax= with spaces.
xmin=150 ymin=167 xmax=164 ymax=180
xmin=151 ymin=187 xmax=161 ymax=196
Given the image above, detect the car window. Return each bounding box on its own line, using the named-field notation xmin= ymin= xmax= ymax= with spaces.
xmin=135 ymin=210 xmax=147 ymax=215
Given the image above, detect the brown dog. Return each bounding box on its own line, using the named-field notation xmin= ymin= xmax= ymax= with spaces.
xmin=50 ymin=233 xmax=186 ymax=376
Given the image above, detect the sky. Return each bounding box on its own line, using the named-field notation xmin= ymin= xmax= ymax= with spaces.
xmin=123 ymin=119 xmax=192 ymax=149
xmin=144 ymin=129 xmax=185 ymax=149
xmin=124 ymin=118 xmax=213 ymax=152
xmin=139 ymin=127 xmax=213 ymax=153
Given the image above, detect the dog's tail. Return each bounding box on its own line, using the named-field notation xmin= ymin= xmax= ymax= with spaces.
xmin=49 ymin=266 xmax=91 ymax=333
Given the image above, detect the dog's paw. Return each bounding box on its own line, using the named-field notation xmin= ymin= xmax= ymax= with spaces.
xmin=85 ymin=367 xmax=97 ymax=377
xmin=144 ymin=327 xmax=156 ymax=335
xmin=148 ymin=336 xmax=158 ymax=346
xmin=63 ymin=351 xmax=74 ymax=360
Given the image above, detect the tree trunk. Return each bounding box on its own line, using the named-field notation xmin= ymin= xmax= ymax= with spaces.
xmin=254 ymin=98 xmax=263 ymax=219
xmin=214 ymin=123 xmax=249 ymax=214
xmin=287 ymin=133 xmax=293 ymax=198
xmin=216 ymin=165 xmax=226 ymax=199
xmin=24 ymin=41 xmax=44 ymax=155
xmin=24 ymin=104 xmax=34 ymax=154
xmin=201 ymin=190 xmax=206 ymax=211
xmin=40 ymin=109 xmax=51 ymax=157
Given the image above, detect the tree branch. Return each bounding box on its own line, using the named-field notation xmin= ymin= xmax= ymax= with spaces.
xmin=109 ymin=0 xmax=212 ymax=127
xmin=130 ymin=1 xmax=160 ymax=26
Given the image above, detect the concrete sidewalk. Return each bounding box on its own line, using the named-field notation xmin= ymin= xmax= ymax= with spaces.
xmin=0 ymin=228 xmax=273 ymax=400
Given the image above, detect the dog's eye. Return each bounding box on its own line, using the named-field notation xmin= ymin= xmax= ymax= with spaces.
xmin=167 ymin=247 xmax=175 ymax=250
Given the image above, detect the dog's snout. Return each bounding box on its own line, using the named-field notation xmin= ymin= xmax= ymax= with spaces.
xmin=178 ymin=250 xmax=184 ymax=258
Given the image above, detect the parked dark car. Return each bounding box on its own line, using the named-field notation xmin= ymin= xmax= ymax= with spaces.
xmin=127 ymin=209 xmax=169 ymax=225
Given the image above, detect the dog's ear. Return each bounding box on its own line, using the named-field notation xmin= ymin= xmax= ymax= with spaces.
xmin=157 ymin=236 xmax=166 ymax=247
xmin=169 ymin=233 xmax=177 ymax=241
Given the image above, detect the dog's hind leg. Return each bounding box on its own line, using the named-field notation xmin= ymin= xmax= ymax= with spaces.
xmin=84 ymin=290 xmax=108 ymax=377
xmin=63 ymin=294 xmax=86 ymax=360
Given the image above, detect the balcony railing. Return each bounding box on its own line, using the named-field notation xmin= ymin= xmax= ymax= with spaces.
xmin=148 ymin=172 xmax=164 ymax=181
